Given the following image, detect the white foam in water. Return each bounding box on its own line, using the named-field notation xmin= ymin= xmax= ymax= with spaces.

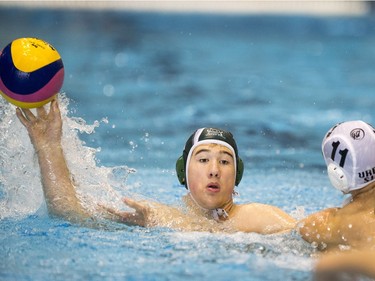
xmin=0 ymin=94 xmax=136 ymax=219
xmin=167 ymin=230 xmax=315 ymax=273
xmin=0 ymin=100 xmax=44 ymax=218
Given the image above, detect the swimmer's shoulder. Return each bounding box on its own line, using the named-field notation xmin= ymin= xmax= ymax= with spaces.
xmin=233 ymin=202 xmax=295 ymax=222
xmin=234 ymin=202 xmax=293 ymax=216
xmin=233 ymin=202 xmax=268 ymax=213
xmin=230 ymin=203 xmax=269 ymax=221
xmin=229 ymin=203 xmax=271 ymax=233
xmin=231 ymin=203 xmax=295 ymax=234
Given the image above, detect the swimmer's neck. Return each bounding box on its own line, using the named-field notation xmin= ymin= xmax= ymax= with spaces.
xmin=182 ymin=194 xmax=235 ymax=221
xmin=350 ymin=181 xmax=375 ymax=200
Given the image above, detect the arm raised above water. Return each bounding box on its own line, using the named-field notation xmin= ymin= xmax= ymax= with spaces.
xmin=16 ymin=100 xmax=90 ymax=222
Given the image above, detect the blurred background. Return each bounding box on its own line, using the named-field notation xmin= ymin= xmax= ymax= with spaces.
xmin=0 ymin=1 xmax=372 ymax=16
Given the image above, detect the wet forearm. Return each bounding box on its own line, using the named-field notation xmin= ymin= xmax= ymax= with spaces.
xmin=16 ymin=102 xmax=91 ymax=223
xmin=36 ymin=144 xmax=90 ymax=221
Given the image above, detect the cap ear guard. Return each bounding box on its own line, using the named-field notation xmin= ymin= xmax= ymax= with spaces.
xmin=176 ymin=156 xmax=186 ymax=185
xmin=175 ymin=155 xmax=244 ymax=187
xmin=236 ymin=157 xmax=244 ymax=186
xmin=327 ymin=162 xmax=349 ymax=193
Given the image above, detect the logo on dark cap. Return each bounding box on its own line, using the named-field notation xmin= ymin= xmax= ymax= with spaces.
xmin=205 ymin=128 xmax=224 ymax=138
xmin=350 ymin=128 xmax=365 ymax=140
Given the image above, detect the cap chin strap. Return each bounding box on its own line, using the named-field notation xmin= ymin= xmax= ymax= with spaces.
xmin=188 ymin=193 xmax=229 ymax=221
xmin=212 ymin=208 xmax=229 ymax=220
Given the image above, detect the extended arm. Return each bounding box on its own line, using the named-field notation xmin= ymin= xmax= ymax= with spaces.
xmin=101 ymin=197 xmax=223 ymax=232
xmin=16 ymin=100 xmax=90 ymax=222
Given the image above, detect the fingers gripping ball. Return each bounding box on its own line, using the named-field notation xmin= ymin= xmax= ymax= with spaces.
xmin=0 ymin=38 xmax=64 ymax=108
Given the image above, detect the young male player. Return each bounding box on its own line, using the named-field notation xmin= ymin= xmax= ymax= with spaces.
xmin=16 ymin=100 xmax=295 ymax=233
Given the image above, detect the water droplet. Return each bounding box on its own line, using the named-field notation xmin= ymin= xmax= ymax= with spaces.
xmin=115 ymin=52 xmax=127 ymax=67
xmin=103 ymin=84 xmax=115 ymax=97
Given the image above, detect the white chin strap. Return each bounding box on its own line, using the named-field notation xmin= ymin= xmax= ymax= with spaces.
xmin=188 ymin=193 xmax=228 ymax=221
xmin=212 ymin=208 xmax=229 ymax=220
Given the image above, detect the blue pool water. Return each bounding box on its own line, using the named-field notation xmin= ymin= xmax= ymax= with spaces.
xmin=1 ymin=6 xmax=375 ymax=281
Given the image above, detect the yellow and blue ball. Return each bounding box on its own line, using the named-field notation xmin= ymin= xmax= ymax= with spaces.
xmin=0 ymin=37 xmax=64 ymax=108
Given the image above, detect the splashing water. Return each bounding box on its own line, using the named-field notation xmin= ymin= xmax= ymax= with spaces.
xmin=0 ymin=95 xmax=136 ymax=219
xmin=0 ymin=99 xmax=44 ymax=218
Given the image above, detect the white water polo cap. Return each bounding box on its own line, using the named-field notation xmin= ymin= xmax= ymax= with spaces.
xmin=322 ymin=120 xmax=375 ymax=193
xmin=175 ymin=127 xmax=244 ymax=188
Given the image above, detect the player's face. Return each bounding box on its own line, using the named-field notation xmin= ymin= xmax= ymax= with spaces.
xmin=187 ymin=143 xmax=236 ymax=209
